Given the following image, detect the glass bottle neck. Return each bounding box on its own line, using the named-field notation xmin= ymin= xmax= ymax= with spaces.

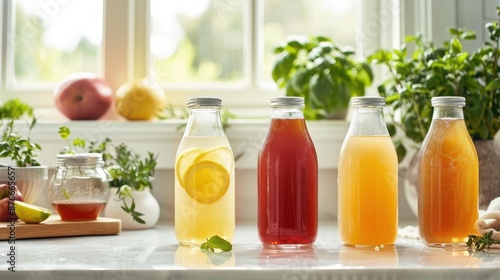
xmin=432 ymin=106 xmax=464 ymax=120
xmin=184 ymin=108 xmax=225 ymax=137
xmin=348 ymin=107 xmax=388 ymax=136
xmin=271 ymin=107 xmax=304 ymax=119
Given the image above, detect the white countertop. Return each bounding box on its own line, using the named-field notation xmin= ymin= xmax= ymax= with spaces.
xmin=1 ymin=222 xmax=499 ymax=280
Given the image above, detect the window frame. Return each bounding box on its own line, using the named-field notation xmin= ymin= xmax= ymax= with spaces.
xmin=0 ymin=0 xmax=398 ymax=116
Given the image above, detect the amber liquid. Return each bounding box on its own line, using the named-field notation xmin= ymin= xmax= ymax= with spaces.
xmin=52 ymin=202 xmax=106 ymax=221
xmin=258 ymin=118 xmax=318 ymax=245
xmin=418 ymin=118 xmax=479 ymax=246
xmin=338 ymin=136 xmax=398 ymax=246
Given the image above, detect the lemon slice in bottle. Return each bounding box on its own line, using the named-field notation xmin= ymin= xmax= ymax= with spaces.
xmin=183 ymin=160 xmax=230 ymax=204
xmin=176 ymin=148 xmax=204 ymax=187
xmin=194 ymin=146 xmax=234 ymax=171
xmin=14 ymin=201 xmax=52 ymax=224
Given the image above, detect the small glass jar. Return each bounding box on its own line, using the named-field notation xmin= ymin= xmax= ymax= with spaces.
xmin=48 ymin=153 xmax=110 ymax=221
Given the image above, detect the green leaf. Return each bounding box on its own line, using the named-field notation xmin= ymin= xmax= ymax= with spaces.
xmin=394 ymin=140 xmax=407 ymax=163
xmin=73 ymin=138 xmax=86 ymax=148
xmin=485 ymin=79 xmax=500 ymax=91
xmin=360 ymin=62 xmax=374 ymax=83
xmin=58 ymin=126 xmax=71 ymax=140
xmin=450 ymin=37 xmax=462 ymax=53
xmin=201 ymin=235 xmax=232 ymax=252
xmin=118 ymin=185 xmax=133 ymax=198
xmin=200 ymin=241 xmax=212 ymax=252
xmin=309 ymin=73 xmax=334 ymax=110
xmin=461 ymin=30 xmax=477 ymax=40
xmin=456 ymin=52 xmax=468 ymax=65
xmin=387 ymin=123 xmax=396 ymax=137
xmin=272 ymin=52 xmax=297 ymax=87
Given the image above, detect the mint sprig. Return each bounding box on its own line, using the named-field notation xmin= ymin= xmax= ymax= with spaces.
xmin=467 ymin=231 xmax=499 ymax=251
xmin=200 ymin=235 xmax=232 ymax=252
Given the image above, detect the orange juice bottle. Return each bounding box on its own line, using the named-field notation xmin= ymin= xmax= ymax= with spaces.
xmin=417 ymin=96 xmax=478 ymax=248
xmin=338 ymin=97 xmax=398 ymax=247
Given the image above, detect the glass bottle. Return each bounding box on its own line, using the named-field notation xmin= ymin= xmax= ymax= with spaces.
xmin=338 ymin=96 xmax=398 ymax=247
xmin=49 ymin=153 xmax=110 ymax=221
xmin=258 ymin=96 xmax=318 ymax=246
xmin=417 ymin=96 xmax=478 ymax=248
xmin=175 ymin=97 xmax=235 ymax=246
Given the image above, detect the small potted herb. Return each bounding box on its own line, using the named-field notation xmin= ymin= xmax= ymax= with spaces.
xmin=272 ymin=35 xmax=373 ymax=119
xmin=368 ymin=9 xmax=500 ymax=211
xmin=0 ymin=99 xmax=48 ymax=204
xmin=58 ymin=126 xmax=160 ymax=229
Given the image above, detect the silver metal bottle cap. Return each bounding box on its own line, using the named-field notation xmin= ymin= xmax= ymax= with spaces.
xmin=187 ymin=97 xmax=222 ymax=108
xmin=431 ymin=96 xmax=466 ymax=107
xmin=351 ymin=96 xmax=386 ymax=107
xmin=57 ymin=153 xmax=103 ymax=166
xmin=270 ymin=96 xmax=305 ymax=107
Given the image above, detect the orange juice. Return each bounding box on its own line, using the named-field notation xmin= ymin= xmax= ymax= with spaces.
xmin=418 ymin=118 xmax=478 ymax=246
xmin=175 ymin=136 xmax=235 ymax=246
xmin=338 ymin=135 xmax=398 ymax=246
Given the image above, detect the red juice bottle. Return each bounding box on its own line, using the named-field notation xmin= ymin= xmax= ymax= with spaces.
xmin=258 ymin=97 xmax=318 ymax=246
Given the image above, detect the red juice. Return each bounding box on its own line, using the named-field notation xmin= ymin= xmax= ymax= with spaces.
xmin=52 ymin=202 xmax=106 ymax=221
xmin=258 ymin=118 xmax=318 ymax=245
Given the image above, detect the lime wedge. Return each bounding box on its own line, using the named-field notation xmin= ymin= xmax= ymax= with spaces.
xmin=14 ymin=201 xmax=52 ymax=224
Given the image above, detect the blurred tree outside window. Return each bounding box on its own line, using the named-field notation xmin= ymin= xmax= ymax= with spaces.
xmin=150 ymin=0 xmax=245 ymax=84
xmin=13 ymin=0 xmax=102 ymax=85
xmin=3 ymin=0 xmax=360 ymax=98
xmin=149 ymin=0 xmax=360 ymax=86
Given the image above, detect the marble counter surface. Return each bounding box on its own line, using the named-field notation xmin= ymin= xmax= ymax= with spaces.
xmin=1 ymin=222 xmax=499 ymax=280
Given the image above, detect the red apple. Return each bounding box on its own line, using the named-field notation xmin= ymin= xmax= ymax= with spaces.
xmin=0 ymin=184 xmax=24 ymax=222
xmin=54 ymin=73 xmax=114 ymax=120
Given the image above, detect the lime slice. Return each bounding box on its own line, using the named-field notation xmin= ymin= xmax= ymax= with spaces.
xmin=14 ymin=201 xmax=52 ymax=224
xmin=183 ymin=160 xmax=230 ymax=204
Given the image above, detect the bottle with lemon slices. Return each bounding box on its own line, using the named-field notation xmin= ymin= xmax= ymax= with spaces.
xmin=175 ymin=97 xmax=235 ymax=246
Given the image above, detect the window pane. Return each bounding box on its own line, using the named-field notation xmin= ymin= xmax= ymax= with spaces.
xmin=149 ymin=0 xmax=245 ymax=84
xmin=262 ymin=0 xmax=360 ymax=85
xmin=13 ymin=0 xmax=102 ymax=84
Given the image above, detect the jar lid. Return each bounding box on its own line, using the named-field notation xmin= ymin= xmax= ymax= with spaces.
xmin=187 ymin=97 xmax=222 ymax=108
xmin=351 ymin=96 xmax=386 ymax=107
xmin=270 ymin=96 xmax=305 ymax=107
xmin=431 ymin=96 xmax=466 ymax=107
xmin=57 ymin=153 xmax=103 ymax=166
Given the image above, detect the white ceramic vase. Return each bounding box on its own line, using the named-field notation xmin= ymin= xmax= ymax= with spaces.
xmin=104 ymin=188 xmax=160 ymax=230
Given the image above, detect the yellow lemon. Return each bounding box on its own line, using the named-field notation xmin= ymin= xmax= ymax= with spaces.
xmin=14 ymin=201 xmax=51 ymax=224
xmin=183 ymin=160 xmax=230 ymax=204
xmin=115 ymin=79 xmax=166 ymax=120
xmin=176 ymin=148 xmax=204 ymax=187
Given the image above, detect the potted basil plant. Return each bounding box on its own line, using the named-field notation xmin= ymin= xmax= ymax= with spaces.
xmin=0 ymin=99 xmax=48 ymax=205
xmin=368 ymin=10 xmax=500 ymax=211
xmin=272 ymin=35 xmax=373 ymax=119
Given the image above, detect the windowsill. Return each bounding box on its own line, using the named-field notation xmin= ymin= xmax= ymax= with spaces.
xmin=21 ymin=118 xmax=349 ymax=170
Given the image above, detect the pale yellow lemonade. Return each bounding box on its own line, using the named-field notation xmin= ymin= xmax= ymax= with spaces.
xmin=175 ymin=135 xmax=235 ymax=246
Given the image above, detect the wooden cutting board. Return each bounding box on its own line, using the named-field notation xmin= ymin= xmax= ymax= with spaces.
xmin=0 ymin=215 xmax=121 ymax=240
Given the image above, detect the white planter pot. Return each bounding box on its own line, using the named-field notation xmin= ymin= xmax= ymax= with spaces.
xmin=0 ymin=166 xmax=49 ymax=203
xmin=104 ymin=188 xmax=160 ymax=230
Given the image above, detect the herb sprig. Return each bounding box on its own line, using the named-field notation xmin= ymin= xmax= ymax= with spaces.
xmin=0 ymin=99 xmax=41 ymax=167
xmin=200 ymin=235 xmax=233 ymax=252
xmin=467 ymin=231 xmax=500 ymax=251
